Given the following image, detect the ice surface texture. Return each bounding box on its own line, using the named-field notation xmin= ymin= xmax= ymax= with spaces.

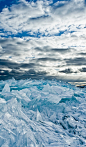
xmin=0 ymin=79 xmax=86 ymax=147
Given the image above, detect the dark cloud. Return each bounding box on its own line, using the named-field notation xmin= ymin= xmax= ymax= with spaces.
xmin=0 ymin=59 xmax=35 ymax=69
xmin=2 ymin=45 xmax=21 ymax=56
xmin=78 ymin=52 xmax=86 ymax=56
xmin=0 ymin=38 xmax=9 ymax=44
xmin=59 ymin=68 xmax=73 ymax=74
xmin=0 ymin=59 xmax=20 ymax=69
xmin=20 ymin=63 xmax=35 ymax=68
xmin=79 ymin=67 xmax=86 ymax=72
xmin=0 ymin=68 xmax=58 ymax=81
xmin=35 ymin=46 xmax=71 ymax=54
xmin=0 ymin=59 xmax=57 ymax=80
xmin=35 ymin=47 xmax=42 ymax=51
xmin=0 ymin=39 xmax=21 ymax=56
xmin=37 ymin=57 xmax=59 ymax=62
xmin=29 ymin=15 xmax=50 ymax=21
xmin=51 ymin=48 xmax=70 ymax=53
xmin=65 ymin=57 xmax=86 ymax=66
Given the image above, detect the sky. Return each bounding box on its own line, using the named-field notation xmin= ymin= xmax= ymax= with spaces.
xmin=0 ymin=0 xmax=86 ymax=82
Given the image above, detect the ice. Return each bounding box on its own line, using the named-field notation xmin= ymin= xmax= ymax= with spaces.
xmin=0 ymin=79 xmax=86 ymax=146
xmin=0 ymin=98 xmax=6 ymax=104
xmin=2 ymin=83 xmax=10 ymax=93
xmin=37 ymin=109 xmax=42 ymax=122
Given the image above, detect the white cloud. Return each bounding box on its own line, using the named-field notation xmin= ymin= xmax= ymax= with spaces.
xmin=0 ymin=0 xmax=86 ymax=36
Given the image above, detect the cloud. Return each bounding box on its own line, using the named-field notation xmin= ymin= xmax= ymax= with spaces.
xmin=79 ymin=67 xmax=86 ymax=72
xmin=0 ymin=0 xmax=86 ymax=82
xmin=59 ymin=68 xmax=74 ymax=74
xmin=0 ymin=0 xmax=86 ymax=37
xmin=0 ymin=59 xmax=36 ymax=69
xmin=51 ymin=48 xmax=70 ymax=53
xmin=0 ymin=36 xmax=86 ymax=82
xmin=0 ymin=68 xmax=48 ymax=81
xmin=65 ymin=57 xmax=86 ymax=66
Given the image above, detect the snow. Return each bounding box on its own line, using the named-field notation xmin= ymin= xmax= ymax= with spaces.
xmin=0 ymin=79 xmax=86 ymax=146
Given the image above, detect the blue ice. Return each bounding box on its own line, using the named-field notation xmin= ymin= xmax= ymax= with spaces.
xmin=0 ymin=79 xmax=86 ymax=146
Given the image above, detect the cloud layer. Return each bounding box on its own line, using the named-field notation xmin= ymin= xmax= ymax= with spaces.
xmin=0 ymin=0 xmax=86 ymax=82
xmin=0 ymin=0 xmax=86 ymax=37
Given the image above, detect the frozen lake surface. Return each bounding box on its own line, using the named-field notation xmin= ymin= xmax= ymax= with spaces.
xmin=0 ymin=79 xmax=86 ymax=147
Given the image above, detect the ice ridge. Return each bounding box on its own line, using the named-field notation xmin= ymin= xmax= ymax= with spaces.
xmin=0 ymin=79 xmax=86 ymax=146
